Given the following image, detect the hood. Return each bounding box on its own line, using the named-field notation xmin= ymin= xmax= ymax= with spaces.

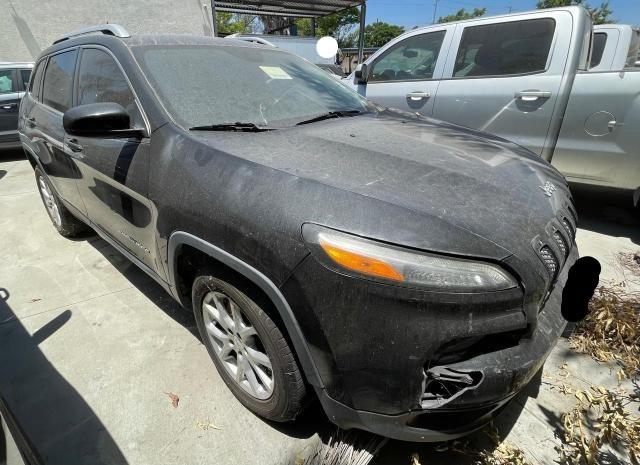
xmin=189 ymin=111 xmax=573 ymax=263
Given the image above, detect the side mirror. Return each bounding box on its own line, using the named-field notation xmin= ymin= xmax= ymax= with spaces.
xmin=63 ymin=103 xmax=142 ymax=138
xmin=354 ymin=63 xmax=369 ymax=84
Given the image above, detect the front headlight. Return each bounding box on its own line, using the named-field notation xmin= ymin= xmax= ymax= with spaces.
xmin=303 ymin=224 xmax=518 ymax=292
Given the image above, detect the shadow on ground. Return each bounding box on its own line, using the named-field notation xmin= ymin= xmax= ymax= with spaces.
xmin=0 ymin=148 xmax=28 ymax=163
xmin=0 ymin=287 xmax=128 ymax=465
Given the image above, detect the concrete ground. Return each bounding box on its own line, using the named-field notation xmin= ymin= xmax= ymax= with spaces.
xmin=1 ymin=152 xmax=638 ymax=465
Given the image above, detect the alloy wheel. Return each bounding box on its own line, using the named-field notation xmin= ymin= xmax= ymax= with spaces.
xmin=202 ymin=290 xmax=274 ymax=400
xmin=38 ymin=176 xmax=62 ymax=228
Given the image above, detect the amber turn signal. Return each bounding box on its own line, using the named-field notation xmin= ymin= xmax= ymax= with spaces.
xmin=319 ymin=240 xmax=405 ymax=282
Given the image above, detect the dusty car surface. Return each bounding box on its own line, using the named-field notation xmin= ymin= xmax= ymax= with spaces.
xmin=19 ymin=25 xmax=579 ymax=441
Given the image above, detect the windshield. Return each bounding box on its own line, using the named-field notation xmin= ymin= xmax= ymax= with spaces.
xmin=133 ymin=44 xmax=371 ymax=128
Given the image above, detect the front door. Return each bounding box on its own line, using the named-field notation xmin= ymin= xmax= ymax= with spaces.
xmin=356 ymin=28 xmax=451 ymax=116
xmin=433 ymin=11 xmax=571 ymax=156
xmin=71 ymin=47 xmax=157 ymax=270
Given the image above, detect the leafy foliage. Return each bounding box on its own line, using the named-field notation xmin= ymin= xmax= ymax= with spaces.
xmin=216 ymin=12 xmax=256 ymax=35
xmin=437 ymin=8 xmax=487 ymax=24
xmin=348 ymin=22 xmax=405 ymax=48
xmin=296 ymin=7 xmax=360 ymax=47
xmin=536 ymin=0 xmax=614 ymax=24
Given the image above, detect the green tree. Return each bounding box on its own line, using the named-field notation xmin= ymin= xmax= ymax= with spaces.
xmin=437 ymin=8 xmax=487 ymax=23
xmin=216 ymin=12 xmax=256 ymax=34
xmin=351 ymin=22 xmax=405 ymax=48
xmin=296 ymin=7 xmax=360 ymax=47
xmin=536 ymin=0 xmax=614 ymax=24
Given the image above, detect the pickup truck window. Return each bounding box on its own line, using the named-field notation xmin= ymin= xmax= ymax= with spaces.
xmin=453 ymin=18 xmax=555 ymax=78
xmin=77 ymin=48 xmax=143 ymax=128
xmin=42 ymin=50 xmax=77 ymax=112
xmin=0 ymin=69 xmax=13 ymax=94
xmin=369 ymin=31 xmax=446 ymax=82
xmin=589 ymin=33 xmax=607 ymax=69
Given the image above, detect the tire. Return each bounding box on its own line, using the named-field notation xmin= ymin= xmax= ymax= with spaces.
xmin=34 ymin=167 xmax=89 ymax=237
xmin=192 ymin=273 xmax=306 ymax=421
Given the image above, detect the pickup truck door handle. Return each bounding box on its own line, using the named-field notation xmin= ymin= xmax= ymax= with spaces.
xmin=1 ymin=103 xmax=17 ymax=110
xmin=407 ymin=91 xmax=431 ymax=101
xmin=66 ymin=138 xmax=84 ymax=153
xmin=26 ymin=117 xmax=36 ymax=128
xmin=514 ymin=90 xmax=552 ymax=100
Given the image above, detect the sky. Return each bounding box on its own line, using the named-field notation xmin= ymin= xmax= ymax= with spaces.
xmin=363 ymin=0 xmax=640 ymax=28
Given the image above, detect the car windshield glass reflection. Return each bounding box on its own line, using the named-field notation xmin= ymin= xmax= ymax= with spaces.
xmin=133 ymin=45 xmax=372 ymax=129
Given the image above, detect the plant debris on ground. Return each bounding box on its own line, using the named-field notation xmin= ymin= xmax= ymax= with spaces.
xmin=569 ymin=285 xmax=640 ymax=379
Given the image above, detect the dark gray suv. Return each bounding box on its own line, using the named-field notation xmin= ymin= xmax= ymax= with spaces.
xmin=19 ymin=24 xmax=587 ymax=442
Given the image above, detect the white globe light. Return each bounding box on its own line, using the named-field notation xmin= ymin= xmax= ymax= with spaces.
xmin=316 ymin=36 xmax=339 ymax=59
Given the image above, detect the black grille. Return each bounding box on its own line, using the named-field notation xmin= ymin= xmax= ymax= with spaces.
xmin=561 ymin=217 xmax=575 ymax=242
xmin=539 ymin=245 xmax=559 ymax=277
xmin=553 ymin=230 xmax=568 ymax=259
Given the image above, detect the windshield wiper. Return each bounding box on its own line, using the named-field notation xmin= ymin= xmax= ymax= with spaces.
xmin=296 ymin=110 xmax=363 ymax=126
xmin=189 ymin=122 xmax=272 ymax=132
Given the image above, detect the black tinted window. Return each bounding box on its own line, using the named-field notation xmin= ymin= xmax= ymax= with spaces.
xmin=0 ymin=69 xmax=13 ymax=94
xmin=589 ymin=33 xmax=607 ymax=68
xmin=43 ymin=50 xmax=77 ymax=112
xmin=453 ymin=18 xmax=555 ymax=78
xmin=29 ymin=60 xmax=45 ymax=98
xmin=369 ymin=31 xmax=446 ymax=82
xmin=77 ymin=49 xmax=141 ymax=127
xmin=20 ymin=69 xmax=31 ymax=90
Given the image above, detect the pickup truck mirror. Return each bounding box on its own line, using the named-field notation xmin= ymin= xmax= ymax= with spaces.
xmin=63 ymin=103 xmax=142 ymax=138
xmin=354 ymin=63 xmax=369 ymax=84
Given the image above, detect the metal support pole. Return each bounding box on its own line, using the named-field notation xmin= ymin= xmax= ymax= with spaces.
xmin=432 ymin=0 xmax=439 ymax=24
xmin=210 ymin=0 xmax=217 ymax=37
xmin=357 ymin=2 xmax=366 ymax=64
xmin=311 ymin=18 xmax=316 ymax=37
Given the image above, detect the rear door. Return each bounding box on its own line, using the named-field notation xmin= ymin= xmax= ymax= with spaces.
xmin=356 ymin=27 xmax=453 ymax=115
xmin=71 ymin=47 xmax=157 ymax=270
xmin=0 ymin=68 xmax=22 ymax=145
xmin=433 ymin=11 xmax=573 ymax=156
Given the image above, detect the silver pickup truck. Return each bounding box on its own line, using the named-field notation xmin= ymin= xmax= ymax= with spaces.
xmin=590 ymin=24 xmax=639 ymax=71
xmin=345 ymin=6 xmax=640 ymax=203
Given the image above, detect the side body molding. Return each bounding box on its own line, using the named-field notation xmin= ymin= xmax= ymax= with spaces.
xmin=167 ymin=231 xmax=323 ymax=388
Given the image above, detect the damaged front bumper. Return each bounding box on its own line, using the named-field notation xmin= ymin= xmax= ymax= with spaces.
xmin=315 ymin=249 xmax=574 ymax=442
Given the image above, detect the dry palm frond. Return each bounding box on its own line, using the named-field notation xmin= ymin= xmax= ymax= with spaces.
xmin=295 ymin=430 xmax=388 ymax=465
xmin=557 ymin=385 xmax=640 ymax=465
xmin=569 ymin=285 xmax=640 ymax=379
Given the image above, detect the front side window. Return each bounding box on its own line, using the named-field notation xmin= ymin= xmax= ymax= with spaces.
xmin=0 ymin=69 xmax=13 ymax=94
xmin=589 ymin=32 xmax=607 ymax=68
xmin=369 ymin=31 xmax=446 ymax=82
xmin=77 ymin=48 xmax=142 ymax=127
xmin=133 ymin=45 xmax=370 ymax=129
xmin=453 ymin=18 xmax=556 ymax=78
xmin=42 ymin=50 xmax=77 ymax=112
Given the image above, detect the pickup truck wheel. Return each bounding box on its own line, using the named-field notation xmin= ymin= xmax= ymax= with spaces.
xmin=34 ymin=167 xmax=89 ymax=237
xmin=192 ymin=274 xmax=306 ymax=421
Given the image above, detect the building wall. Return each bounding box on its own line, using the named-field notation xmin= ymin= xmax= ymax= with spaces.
xmin=0 ymin=0 xmax=214 ymax=62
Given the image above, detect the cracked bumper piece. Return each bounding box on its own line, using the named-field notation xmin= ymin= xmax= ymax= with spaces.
xmin=313 ymin=259 xmax=570 ymax=442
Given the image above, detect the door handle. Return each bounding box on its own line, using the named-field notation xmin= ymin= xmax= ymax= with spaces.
xmin=407 ymin=91 xmax=431 ymax=101
xmin=66 ymin=138 xmax=84 ymax=153
xmin=26 ymin=116 xmax=36 ymax=128
xmin=1 ymin=103 xmax=17 ymax=110
xmin=514 ymin=90 xmax=551 ymax=101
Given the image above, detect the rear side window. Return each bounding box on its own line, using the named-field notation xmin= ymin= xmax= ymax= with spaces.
xmin=29 ymin=60 xmax=45 ymax=98
xmin=20 ymin=69 xmax=31 ymax=90
xmin=589 ymin=32 xmax=607 ymax=68
xmin=453 ymin=18 xmax=556 ymax=78
xmin=76 ymin=49 xmax=142 ymax=127
xmin=369 ymin=31 xmax=446 ymax=82
xmin=0 ymin=69 xmax=14 ymax=94
xmin=42 ymin=50 xmax=77 ymax=112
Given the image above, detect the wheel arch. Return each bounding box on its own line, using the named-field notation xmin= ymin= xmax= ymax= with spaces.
xmin=167 ymin=231 xmax=324 ymax=388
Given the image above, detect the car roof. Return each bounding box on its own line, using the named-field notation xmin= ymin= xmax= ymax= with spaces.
xmin=0 ymin=62 xmax=34 ymax=69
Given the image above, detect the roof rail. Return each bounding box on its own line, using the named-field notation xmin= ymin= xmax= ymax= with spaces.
xmin=53 ymin=24 xmax=130 ymax=45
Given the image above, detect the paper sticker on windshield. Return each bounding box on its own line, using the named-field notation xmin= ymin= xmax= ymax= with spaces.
xmin=259 ymin=66 xmax=292 ymax=80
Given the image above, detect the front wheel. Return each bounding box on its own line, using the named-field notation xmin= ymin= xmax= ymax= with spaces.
xmin=192 ymin=273 xmax=306 ymax=421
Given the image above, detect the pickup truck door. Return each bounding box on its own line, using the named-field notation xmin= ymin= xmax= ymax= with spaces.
xmin=352 ymin=26 xmax=453 ymax=116
xmin=432 ymin=10 xmax=580 ymax=157
xmin=70 ymin=47 xmax=157 ymax=271
xmin=0 ymin=69 xmax=22 ymax=146
xmin=551 ymin=69 xmax=640 ymax=192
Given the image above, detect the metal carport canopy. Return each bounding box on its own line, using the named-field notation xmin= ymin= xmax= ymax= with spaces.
xmin=210 ymin=0 xmax=367 ymax=63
